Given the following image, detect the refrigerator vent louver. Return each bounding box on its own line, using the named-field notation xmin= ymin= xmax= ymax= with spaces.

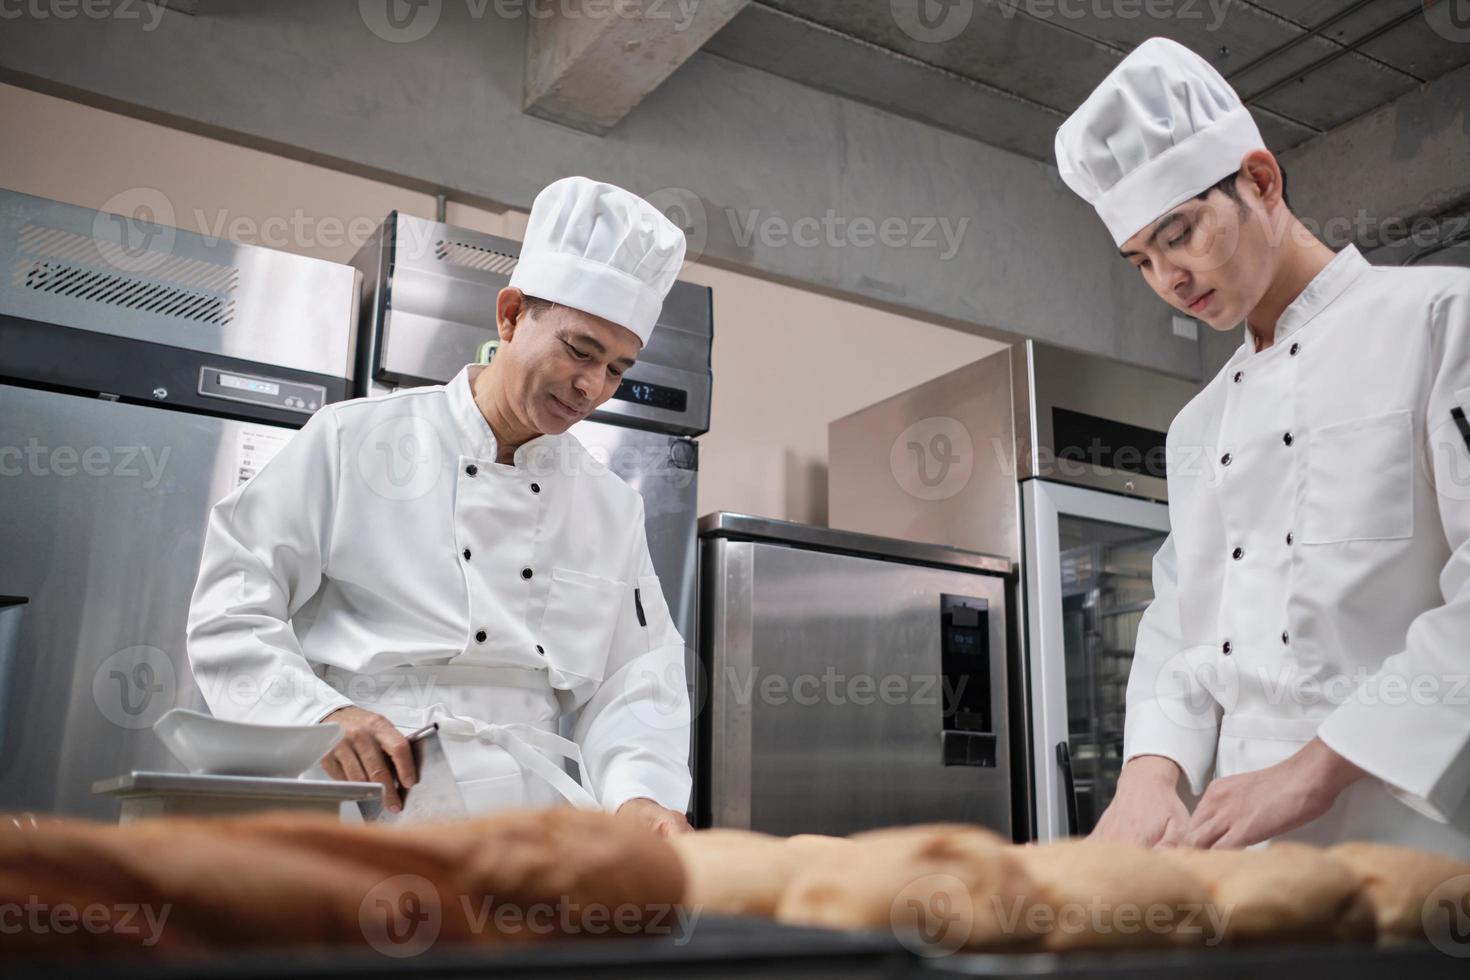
xmin=433 ymin=239 xmax=519 ymax=276
xmin=16 ymin=260 xmax=236 ymax=326
xmin=13 ymin=223 xmax=239 ymax=326
xmin=18 ymin=224 xmax=240 ymax=292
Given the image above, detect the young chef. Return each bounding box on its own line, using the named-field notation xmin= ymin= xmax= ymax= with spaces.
xmin=187 ymin=177 xmax=693 ymax=835
xmin=1055 ymin=38 xmax=1470 ymax=854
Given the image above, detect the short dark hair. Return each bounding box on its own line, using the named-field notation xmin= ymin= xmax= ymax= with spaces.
xmin=1197 ymin=166 xmax=1291 ymax=210
xmin=520 ymin=294 xmax=557 ymax=316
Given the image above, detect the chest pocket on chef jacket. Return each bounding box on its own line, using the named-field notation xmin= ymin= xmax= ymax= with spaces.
xmin=538 ymin=567 xmax=623 ymax=682
xmin=1301 ymin=409 xmax=1414 ymax=545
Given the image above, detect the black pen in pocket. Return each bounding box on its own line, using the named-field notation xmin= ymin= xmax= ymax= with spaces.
xmin=1453 ymin=407 xmax=1470 ymax=455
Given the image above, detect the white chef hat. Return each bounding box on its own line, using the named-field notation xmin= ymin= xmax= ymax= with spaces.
xmin=1055 ymin=37 xmax=1266 ymax=247
xmin=509 ymin=176 xmax=686 ymax=345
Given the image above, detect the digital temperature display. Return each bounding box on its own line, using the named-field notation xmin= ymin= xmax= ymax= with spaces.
xmin=219 ymin=373 xmax=280 ymax=396
xmin=613 ymin=378 xmax=687 ymax=413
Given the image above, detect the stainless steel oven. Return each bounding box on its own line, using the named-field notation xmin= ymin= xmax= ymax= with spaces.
xmin=829 ymin=341 xmax=1199 ymax=840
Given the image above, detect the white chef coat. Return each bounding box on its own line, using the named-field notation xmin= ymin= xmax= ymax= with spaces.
xmin=186 ymin=364 xmax=692 ymax=816
xmin=1124 ymin=246 xmax=1470 ymax=856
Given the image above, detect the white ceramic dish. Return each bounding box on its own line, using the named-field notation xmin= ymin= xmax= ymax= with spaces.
xmin=153 ymin=708 xmax=343 ymax=778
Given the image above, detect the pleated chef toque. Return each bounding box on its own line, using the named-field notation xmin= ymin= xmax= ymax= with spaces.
xmin=509 ymin=176 xmax=687 ymax=345
xmin=1054 ymin=37 xmax=1267 ymax=247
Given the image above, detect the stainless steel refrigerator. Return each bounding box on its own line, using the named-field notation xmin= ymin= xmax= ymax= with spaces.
xmin=0 ymin=188 xmax=360 ymax=819
xmin=697 ymin=514 xmax=1013 ymax=838
xmin=829 ymin=341 xmax=1200 ymax=840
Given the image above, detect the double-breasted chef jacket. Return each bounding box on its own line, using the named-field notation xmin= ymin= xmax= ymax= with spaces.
xmin=1125 ymin=245 xmax=1470 ymax=856
xmin=187 ymin=364 xmax=692 ymax=816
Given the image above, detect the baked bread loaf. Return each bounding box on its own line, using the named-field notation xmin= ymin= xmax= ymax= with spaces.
xmin=1159 ymin=844 xmax=1375 ymax=945
xmin=1327 ymin=842 xmax=1470 ymax=942
xmin=0 ymin=807 xmax=685 ymax=958
xmin=775 ymin=823 xmax=1045 ymax=953
xmin=1008 ymin=840 xmax=1214 ymax=952
xmin=670 ymin=829 xmax=853 ymax=918
xmin=0 ymin=813 xmax=395 ymax=955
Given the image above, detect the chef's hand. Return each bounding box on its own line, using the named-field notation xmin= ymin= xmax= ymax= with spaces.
xmin=1090 ymin=755 xmax=1190 ymax=848
xmin=616 ymin=798 xmax=692 ymax=838
xmin=320 ymin=706 xmax=417 ymax=814
xmin=1183 ymin=738 xmax=1365 ymax=849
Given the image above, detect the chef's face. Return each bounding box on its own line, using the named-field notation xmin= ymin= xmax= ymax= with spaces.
xmin=1119 ymin=156 xmax=1281 ymax=331
xmin=496 ymin=289 xmax=641 ymax=435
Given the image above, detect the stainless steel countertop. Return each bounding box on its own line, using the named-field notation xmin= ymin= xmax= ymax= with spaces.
xmin=93 ymin=771 xmax=380 ymax=802
xmin=698 ymin=512 xmax=1012 ymax=577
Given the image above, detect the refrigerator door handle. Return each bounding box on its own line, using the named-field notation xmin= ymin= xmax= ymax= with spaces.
xmin=1056 ymin=740 xmax=1080 ymax=837
xmin=0 ymin=596 xmax=27 ymax=756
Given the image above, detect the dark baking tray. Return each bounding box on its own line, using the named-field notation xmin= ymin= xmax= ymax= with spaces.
xmin=5 ymin=920 xmax=1465 ymax=979
xmin=919 ymin=942 xmax=1466 ymax=979
xmin=1 ymin=917 xmax=911 ymax=980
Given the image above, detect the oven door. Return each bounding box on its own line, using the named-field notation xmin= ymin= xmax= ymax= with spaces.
xmin=1022 ymin=479 xmax=1171 ymax=841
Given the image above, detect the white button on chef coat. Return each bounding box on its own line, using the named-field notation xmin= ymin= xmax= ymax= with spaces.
xmin=1125 ymin=246 xmax=1470 ymax=856
xmin=187 ymin=364 xmax=692 ymax=816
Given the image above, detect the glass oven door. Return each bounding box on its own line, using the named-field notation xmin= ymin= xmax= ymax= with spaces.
xmin=1022 ymin=480 xmax=1170 ymax=841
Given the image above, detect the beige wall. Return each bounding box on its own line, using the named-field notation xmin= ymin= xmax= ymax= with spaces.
xmin=1 ymin=82 xmax=1004 ymax=525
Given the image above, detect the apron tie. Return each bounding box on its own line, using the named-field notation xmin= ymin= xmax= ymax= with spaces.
xmin=425 ymin=704 xmax=600 ymax=810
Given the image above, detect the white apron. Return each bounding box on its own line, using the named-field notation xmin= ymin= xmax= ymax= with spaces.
xmin=322 ymin=664 xmax=598 ymax=816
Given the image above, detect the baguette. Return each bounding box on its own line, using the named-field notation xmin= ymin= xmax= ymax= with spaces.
xmin=776 ymin=823 xmax=1045 ymax=953
xmin=1327 ymin=842 xmax=1470 ymax=942
xmin=670 ymin=829 xmax=853 ymax=918
xmin=1008 ymin=840 xmax=1215 ymax=951
xmin=0 ymin=807 xmax=685 ymax=958
xmin=1159 ymin=844 xmax=1375 ymax=946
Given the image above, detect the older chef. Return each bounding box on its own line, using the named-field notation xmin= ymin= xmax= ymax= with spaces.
xmin=1055 ymin=38 xmax=1470 ymax=854
xmin=187 ymin=177 xmax=693 ymax=835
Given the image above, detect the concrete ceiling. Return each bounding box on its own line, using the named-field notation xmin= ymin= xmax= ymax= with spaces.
xmin=702 ymin=0 xmax=1470 ymax=161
